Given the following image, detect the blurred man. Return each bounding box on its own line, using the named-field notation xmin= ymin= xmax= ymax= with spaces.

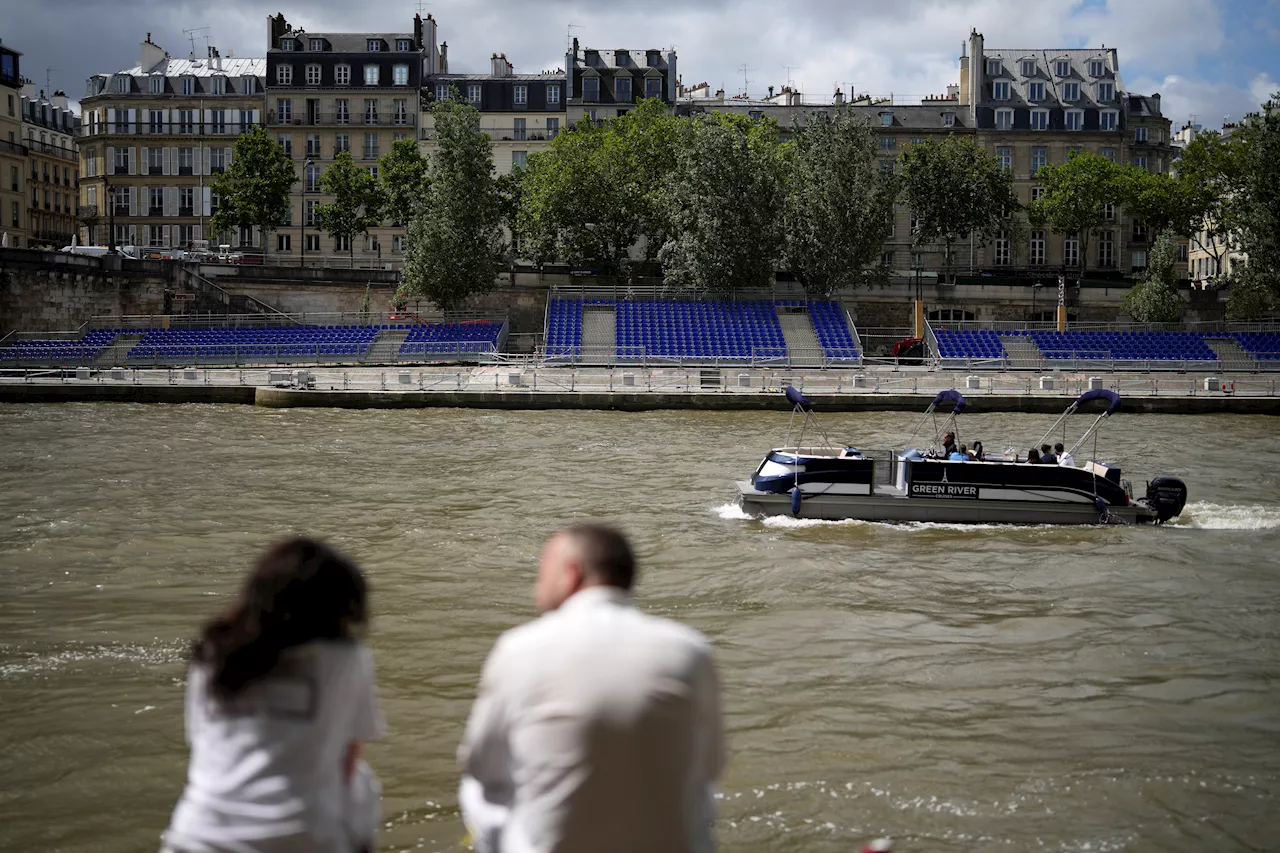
xmin=459 ymin=525 xmax=725 ymax=853
xmin=1055 ymin=442 xmax=1075 ymax=467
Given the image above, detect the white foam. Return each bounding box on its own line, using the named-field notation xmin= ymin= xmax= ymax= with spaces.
xmin=712 ymin=502 xmax=755 ymax=521
xmin=1169 ymin=501 xmax=1280 ymax=530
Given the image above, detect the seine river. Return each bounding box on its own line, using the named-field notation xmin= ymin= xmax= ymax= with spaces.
xmin=1 ymin=403 xmax=1278 ymax=853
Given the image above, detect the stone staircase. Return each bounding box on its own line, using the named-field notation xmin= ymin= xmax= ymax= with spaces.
xmin=777 ymin=308 xmax=824 ymax=367
xmin=1203 ymin=337 xmax=1258 ymax=372
xmin=582 ymin=306 xmax=616 ymax=361
xmin=96 ymin=333 xmax=144 ymax=366
xmin=999 ymin=335 xmax=1044 ymax=368
xmin=362 ymin=330 xmax=409 ymax=363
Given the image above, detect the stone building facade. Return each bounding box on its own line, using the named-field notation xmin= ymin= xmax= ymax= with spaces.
xmin=1 ymin=42 xmax=26 ymax=247
xmin=20 ymin=86 xmax=80 ymax=248
xmin=78 ymin=35 xmax=265 ymax=251
xmin=567 ymin=39 xmax=678 ymax=125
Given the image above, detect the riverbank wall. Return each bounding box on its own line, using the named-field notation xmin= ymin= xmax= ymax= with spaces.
xmin=3 ymin=382 xmax=1278 ymax=414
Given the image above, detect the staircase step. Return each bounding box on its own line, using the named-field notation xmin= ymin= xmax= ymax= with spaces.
xmin=999 ymin=335 xmax=1043 ymax=368
xmin=1202 ymin=337 xmax=1258 ymax=372
xmin=362 ymin=330 xmax=410 ymax=363
xmin=777 ymin=309 xmax=824 ymax=366
xmin=97 ymin=333 xmax=145 ymax=366
xmin=583 ymin=307 xmax=616 ymax=362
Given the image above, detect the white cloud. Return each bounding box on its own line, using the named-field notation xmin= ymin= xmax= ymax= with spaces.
xmin=1128 ymin=72 xmax=1274 ymax=129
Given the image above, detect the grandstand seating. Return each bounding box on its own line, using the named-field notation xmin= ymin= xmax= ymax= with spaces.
xmin=0 ymin=328 xmax=119 ymax=362
xmin=933 ymin=329 xmax=1008 ymax=360
xmin=128 ymin=325 xmax=381 ymax=359
xmin=1231 ymin=332 xmax=1280 ymax=360
xmin=546 ymin=297 xmax=858 ymax=361
xmin=934 ymin=328 xmax=1225 ymax=362
xmin=399 ymin=320 xmax=504 ymax=355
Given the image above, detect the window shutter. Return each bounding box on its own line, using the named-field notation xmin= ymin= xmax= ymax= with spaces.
xmin=202 ymin=146 xmax=211 ymax=175
xmin=106 ymin=145 xmax=115 ymax=171
xmin=128 ymin=189 xmax=137 ymax=217
xmin=140 ymin=146 xmax=149 ymax=174
xmin=229 ymin=110 xmax=239 ymax=136
xmin=193 ymin=224 xmax=202 ymax=242
xmin=128 ymin=108 xmax=137 ymax=129
xmin=128 ymin=147 xmax=137 ymax=175
xmin=202 ymin=187 xmax=211 ymax=217
xmin=129 ymin=225 xmax=138 ymax=245
xmin=203 ymin=109 xmax=212 ymax=129
xmin=163 ymin=225 xmax=171 ymax=246
xmin=225 ymin=147 xmax=232 ymax=167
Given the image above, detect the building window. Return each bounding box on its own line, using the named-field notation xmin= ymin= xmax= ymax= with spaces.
xmin=436 ymin=83 xmax=450 ymax=101
xmin=211 ymin=75 xmax=226 ymax=95
xmin=1055 ymin=59 xmax=1071 ymax=77
xmin=513 ymin=118 xmax=527 ymax=141
xmin=306 ymin=133 xmax=321 ymax=156
xmin=280 ymin=38 xmax=296 ymax=51
xmin=336 ymin=99 xmax=349 ymax=124
xmin=1099 ymin=110 xmax=1117 ymax=131
xmin=878 ymin=136 xmax=896 ymax=149
xmin=392 ymin=235 xmax=405 ymax=253
xmin=388 ymin=98 xmax=405 ymax=125
xmin=1134 ymin=126 xmax=1148 ymax=143
xmin=1030 ymin=230 xmax=1046 ymax=265
xmin=335 ymin=235 xmax=351 ymax=252
xmin=112 ymin=75 xmax=129 ymax=93
xmin=114 ymin=147 xmax=129 ymax=174
xmin=996 ymin=146 xmax=1012 ymax=170
xmin=1030 ymin=186 xmax=1045 ymax=202
xmin=178 ymin=147 xmax=194 ymax=174
xmin=149 ymin=187 xmax=164 ymax=215
xmin=277 ymin=64 xmax=293 ymax=85
xmin=364 ymin=65 xmax=380 ymax=85
xmin=1097 ymin=82 xmax=1114 ymax=102
xmin=992 ymin=81 xmax=1010 ymax=100
xmin=467 ymin=84 xmax=482 ymax=104
xmin=148 ymin=147 xmax=163 ymax=174
xmin=179 ymin=187 xmax=194 ymax=214
xmin=278 ymin=234 xmax=291 ymax=252
xmin=305 ymin=233 xmax=320 ymax=251
xmin=363 ymin=132 xmax=378 ymax=160
xmin=308 ymin=38 xmax=324 ymax=51
xmin=1062 ymin=82 xmax=1079 ymax=102
xmin=547 ymin=118 xmax=560 ymax=138
xmin=881 ymin=250 xmax=895 ymax=267
xmin=1132 ymin=248 xmax=1148 ymax=271
xmin=1065 ymin=110 xmax=1083 ymax=131
xmin=334 ymin=134 xmax=349 ymax=154
xmin=995 ymin=109 xmax=1013 ymax=130
xmin=396 ymin=39 xmax=413 ymax=52
xmin=1064 ymin=235 xmax=1079 ymax=268
xmin=274 ymin=134 xmax=290 ymax=157
xmin=1089 ymin=59 xmax=1105 ymax=77
xmin=365 ymin=166 xmax=378 ymax=180
xmin=616 ymin=77 xmax=632 ymax=101
xmin=1030 ymin=109 xmax=1049 ymax=130
xmin=212 ymin=147 xmax=229 ymax=171
xmin=364 ymin=99 xmax=378 ymax=124
xmin=304 ymin=199 xmax=318 ymax=226
xmin=147 ymin=109 xmax=163 ymax=134
xmin=645 ymin=77 xmax=662 ymax=99
xmin=986 ymin=58 xmax=1001 ymax=76
xmin=1098 ymin=230 xmax=1114 ymax=267
xmin=514 ymin=84 xmax=528 ymax=105
xmin=210 ymin=110 xmax=227 ymax=134
xmin=547 ymin=83 xmax=560 ymax=104
xmin=385 ymin=64 xmax=405 ymax=87
xmin=276 ymin=99 xmax=291 ymax=124
xmin=1021 ymin=59 xmax=1037 ymax=77
xmin=306 ymin=163 xmax=320 ymax=191
xmin=149 ymin=75 xmax=164 ymax=94
xmin=583 ymin=78 xmax=599 ymax=102
xmin=367 ymin=39 xmax=382 ymax=52
xmin=1134 ymin=155 xmax=1148 ymax=170
xmin=1027 ymin=81 xmax=1045 ymax=102
xmin=942 ymin=112 xmax=955 ymax=127
xmin=303 ymin=64 xmax=320 ymax=86
xmin=1101 ymin=147 xmax=1116 ymax=162
xmin=880 ymin=111 xmax=893 ymax=127
xmin=335 ymin=64 xmax=351 ymax=86
xmin=512 ymin=150 xmax=527 ymax=170
xmin=241 ymin=75 xmax=256 ymax=95
xmin=994 ymin=231 xmax=1011 ymax=265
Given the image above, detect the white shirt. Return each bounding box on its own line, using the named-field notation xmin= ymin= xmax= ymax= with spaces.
xmin=1058 ymin=451 xmax=1076 ymax=468
xmin=459 ymin=586 xmax=725 ymax=853
xmin=164 ymin=640 xmax=383 ymax=853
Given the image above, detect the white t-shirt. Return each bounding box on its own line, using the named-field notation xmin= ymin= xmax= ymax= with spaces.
xmin=164 ymin=639 xmax=383 ymax=853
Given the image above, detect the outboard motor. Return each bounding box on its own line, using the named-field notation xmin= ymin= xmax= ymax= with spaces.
xmin=1145 ymin=477 xmax=1188 ymax=523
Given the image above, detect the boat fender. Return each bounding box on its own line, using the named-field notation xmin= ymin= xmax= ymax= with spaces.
xmin=1094 ymin=497 xmax=1109 ymax=523
xmin=790 ymin=486 xmax=803 ymax=516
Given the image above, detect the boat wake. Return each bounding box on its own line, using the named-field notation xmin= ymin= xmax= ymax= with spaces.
xmin=1168 ymin=501 xmax=1280 ymax=530
xmin=711 ymin=503 xmax=1051 ymax=532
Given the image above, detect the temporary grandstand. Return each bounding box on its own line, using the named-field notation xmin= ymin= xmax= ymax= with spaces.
xmin=0 ymin=311 xmax=508 ymax=368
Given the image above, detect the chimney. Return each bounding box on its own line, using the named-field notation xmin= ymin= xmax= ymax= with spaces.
xmin=268 ymin=13 xmax=290 ymax=49
xmin=491 ymin=52 xmax=502 ymax=76
xmin=440 ymin=41 xmax=448 ymax=74
xmin=572 ymin=37 xmax=579 ymax=62
xmin=140 ymin=33 xmax=166 ymax=70
xmin=962 ymin=29 xmax=984 ymax=107
xmin=1151 ymin=92 xmax=1161 ymax=115
xmin=768 ymin=85 xmax=774 ymax=98
xmin=834 ymin=87 xmax=844 ymax=105
xmin=947 ymin=83 xmax=959 ymax=99
xmin=52 ymin=90 xmax=68 ymax=111
xmin=1107 ymin=47 xmax=1118 ymax=72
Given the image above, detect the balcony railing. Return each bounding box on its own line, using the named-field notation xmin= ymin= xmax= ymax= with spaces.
xmin=78 ymin=204 xmax=100 ymax=218
xmin=270 ymin=111 xmax=417 ymax=127
xmin=419 ymin=126 xmax=560 ymax=142
xmin=0 ymin=139 xmax=28 ymax=156
xmin=81 ymin=122 xmax=262 ymax=138
xmin=27 ymin=140 xmax=78 ymax=161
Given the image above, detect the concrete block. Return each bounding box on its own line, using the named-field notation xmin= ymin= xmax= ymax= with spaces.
xmin=853 ymin=375 xmax=868 ymax=389
xmin=110 ymin=367 xmax=126 ymax=381
xmin=1039 ymin=376 xmax=1056 ymax=391
xmin=1203 ymin=376 xmax=1220 ymax=392
xmin=75 ymin=367 xmax=91 ymax=380
xmin=965 ymin=375 xmax=981 ymax=390
xmin=738 ymin=374 xmax=750 ymax=388
xmin=398 ymin=371 xmax=413 ymax=385
xmin=1088 ymin=376 xmax=1107 ymax=390
xmin=622 ymin=373 xmax=635 ymax=387
xmin=507 ymin=372 xmax=523 ymax=386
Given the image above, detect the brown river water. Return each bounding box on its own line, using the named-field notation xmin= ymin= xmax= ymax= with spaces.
xmin=1 ymin=403 xmax=1279 ymax=853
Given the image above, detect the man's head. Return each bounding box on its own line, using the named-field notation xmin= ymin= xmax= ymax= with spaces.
xmin=534 ymin=524 xmax=637 ymax=614
xmin=1054 ymin=442 xmax=1065 ymax=454
xmin=1041 ymin=443 xmax=1052 ymax=454
xmin=944 ymin=432 xmax=954 ymax=444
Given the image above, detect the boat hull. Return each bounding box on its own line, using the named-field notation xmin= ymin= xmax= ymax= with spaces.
xmin=736 ymin=481 xmax=1157 ymax=525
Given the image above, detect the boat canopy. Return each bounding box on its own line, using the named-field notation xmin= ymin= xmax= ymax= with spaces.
xmin=930 ymin=389 xmax=966 ymax=414
xmin=785 ymin=386 xmax=813 ymax=412
xmin=1071 ymin=389 xmax=1121 ymax=416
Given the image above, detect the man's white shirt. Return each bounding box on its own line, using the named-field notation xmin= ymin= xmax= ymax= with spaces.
xmin=459 ymin=586 xmax=725 ymax=853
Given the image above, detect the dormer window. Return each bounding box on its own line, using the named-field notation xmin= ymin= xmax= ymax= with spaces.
xmin=113 ymin=75 xmax=129 ymax=93
xmin=149 ymin=75 xmax=163 ymax=94
xmin=992 ymin=81 xmax=1010 ymax=100
xmin=280 ymin=38 xmax=296 ymax=51
xmin=1027 ymin=81 xmax=1045 ymax=102
xmin=1089 ymin=59 xmax=1105 ymax=77
xmin=1097 ymin=82 xmax=1114 ymax=101
xmin=1055 ymin=59 xmax=1070 ymax=77
xmin=1062 ymin=82 xmax=1079 ymax=101
xmin=879 ymin=111 xmax=893 ymax=127
xmin=211 ymin=75 xmax=226 ymax=95
xmin=1021 ymin=59 xmax=1036 ymax=77
xmin=306 ymin=64 xmax=321 ymax=85
xmin=241 ymin=75 xmax=256 ymax=94
xmin=985 ymin=58 xmax=1001 ymax=76
xmin=396 ymin=39 xmax=413 ymax=51
xmin=309 ymin=38 xmax=325 ymax=51
xmin=182 ymin=76 xmax=195 ymax=95
xmin=942 ymin=111 xmax=955 ymax=127
xmin=367 ymin=39 xmax=383 ymax=51
xmin=277 ymin=64 xmax=293 ymax=85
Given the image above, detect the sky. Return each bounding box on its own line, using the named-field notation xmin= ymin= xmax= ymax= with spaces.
xmin=3 ymin=0 xmax=1276 ymax=130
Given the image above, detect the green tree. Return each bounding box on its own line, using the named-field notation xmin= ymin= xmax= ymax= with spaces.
xmin=1123 ymin=231 xmax=1185 ymax=323
xmin=494 ymin=167 xmax=524 ymax=263
xmin=401 ymin=97 xmax=504 ymax=311
xmin=657 ymin=114 xmax=784 ymax=294
xmin=314 ymin=151 xmax=382 ymax=266
xmin=899 ymin=135 xmax=1016 ymax=283
xmin=1171 ymin=131 xmax=1246 ymax=271
xmin=378 ymin=136 xmax=430 ymax=227
xmin=1237 ymin=94 xmax=1280 ymax=289
xmin=780 ymin=110 xmax=898 ymax=297
xmin=1224 ymin=265 xmax=1277 ymax=320
xmin=1027 ymin=151 xmax=1125 ymax=279
xmin=1118 ymin=167 xmax=1200 ymax=247
xmin=517 ymin=99 xmax=677 ymax=279
xmin=209 ymin=125 xmax=296 ymax=248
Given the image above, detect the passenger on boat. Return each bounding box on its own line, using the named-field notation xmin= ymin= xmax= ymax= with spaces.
xmin=949 ymin=444 xmax=969 ymax=461
xmin=1039 ymin=444 xmax=1058 ymax=464
xmin=942 ymin=433 xmax=958 ymax=456
xmin=971 ymin=441 xmax=985 ymax=461
xmin=1027 ymin=447 xmax=1042 ymax=463
xmin=1055 ymin=442 xmax=1075 ymax=467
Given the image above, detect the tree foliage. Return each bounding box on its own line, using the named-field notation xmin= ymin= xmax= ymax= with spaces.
xmin=657 ymin=114 xmax=784 ymax=294
xmin=1224 ymin=265 xmax=1276 ymax=320
xmin=900 ymin=135 xmax=1016 ymax=283
xmin=378 ymin=137 xmax=431 ymax=227
xmin=314 ymin=151 xmax=381 ymax=263
xmin=1237 ymin=94 xmax=1280 ymax=288
xmin=1117 ymin=167 xmax=1200 ymax=245
xmin=516 ymin=99 xmax=677 ymax=278
xmin=780 ymin=110 xmax=898 ymax=297
xmin=1028 ymin=151 xmax=1124 ymax=277
xmin=401 ymin=98 xmax=504 ymax=311
xmin=1123 ymin=232 xmax=1185 ymax=323
xmin=1172 ymin=131 xmax=1247 ymax=268
xmin=210 ymin=125 xmax=296 ymax=242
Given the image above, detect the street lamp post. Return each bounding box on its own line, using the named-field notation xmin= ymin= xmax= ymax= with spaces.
xmin=912 ymin=258 xmax=924 ymax=340
xmin=299 ymin=157 xmax=314 ymax=268
xmin=105 ymin=178 xmax=115 ymax=253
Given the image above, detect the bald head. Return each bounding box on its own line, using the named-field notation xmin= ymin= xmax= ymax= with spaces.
xmin=534 ymin=525 xmax=637 ymax=614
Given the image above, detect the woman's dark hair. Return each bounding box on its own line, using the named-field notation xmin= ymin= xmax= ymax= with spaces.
xmin=194 ymin=538 xmax=367 ymax=699
xmin=1028 ymin=447 xmax=1041 ymax=462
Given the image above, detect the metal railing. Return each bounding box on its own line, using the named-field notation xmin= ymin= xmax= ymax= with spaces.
xmin=87 ymin=310 xmax=507 ymax=329
xmin=534 ymin=344 xmax=862 ymax=369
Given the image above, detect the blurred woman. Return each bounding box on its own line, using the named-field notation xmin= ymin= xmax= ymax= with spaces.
xmin=162 ymin=538 xmax=383 ymax=853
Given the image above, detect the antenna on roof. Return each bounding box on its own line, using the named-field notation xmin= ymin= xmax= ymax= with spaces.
xmin=183 ymin=26 xmax=210 ymax=60
xmin=781 ymin=63 xmax=795 ymax=88
xmin=566 ymin=22 xmax=582 ymax=53
xmin=738 ymin=63 xmax=755 ymax=97
xmin=415 ymin=0 xmax=428 ymax=13
xmin=46 ymin=67 xmax=60 ymax=93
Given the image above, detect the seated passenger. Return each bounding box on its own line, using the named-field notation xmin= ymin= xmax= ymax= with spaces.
xmin=1027 ymin=447 xmax=1042 ymax=464
xmin=949 ymin=444 xmax=969 ymax=461
xmin=1055 ymin=442 xmax=1075 ymax=467
xmin=971 ymin=441 xmax=985 ymax=461
xmin=1039 ymin=443 xmax=1058 ymax=465
xmin=942 ymin=432 xmax=958 ymax=457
